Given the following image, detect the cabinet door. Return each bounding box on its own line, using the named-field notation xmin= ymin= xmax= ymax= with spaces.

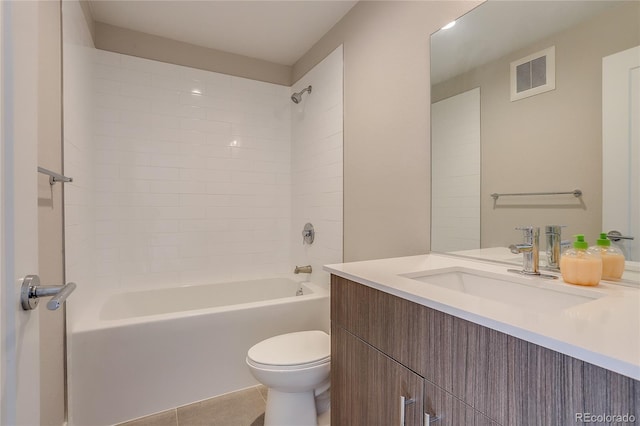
xmin=331 ymin=275 xmax=427 ymax=373
xmin=332 ymin=324 xmax=424 ymax=426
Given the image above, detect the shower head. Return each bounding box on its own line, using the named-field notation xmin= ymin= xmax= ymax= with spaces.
xmin=291 ymin=85 xmax=312 ymax=104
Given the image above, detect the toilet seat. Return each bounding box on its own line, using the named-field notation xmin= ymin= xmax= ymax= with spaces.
xmin=247 ymin=356 xmax=330 ymax=371
xmin=247 ymin=330 xmax=330 ymax=369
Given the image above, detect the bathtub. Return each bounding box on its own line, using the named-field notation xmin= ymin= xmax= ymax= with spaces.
xmin=67 ymin=278 xmax=330 ymax=426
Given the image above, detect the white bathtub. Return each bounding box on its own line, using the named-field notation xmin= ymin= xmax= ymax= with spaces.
xmin=67 ymin=278 xmax=330 ymax=426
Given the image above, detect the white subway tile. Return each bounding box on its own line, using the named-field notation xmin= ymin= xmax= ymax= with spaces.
xmin=195 ymin=145 xmax=233 ymax=159
xmin=119 ymin=166 xmax=180 ymax=180
xmin=95 ymin=93 xmax=151 ymax=112
xmin=93 ymin=63 xmax=121 ymax=82
xmin=206 ymin=107 xmax=239 ymax=123
xmin=69 ymin=46 xmax=343 ymax=300
xmin=182 ymin=118 xmax=232 ymax=135
xmin=93 ymin=78 xmax=120 ymax=95
xmin=180 ymin=105 xmax=207 ymax=120
xmin=232 ymin=171 xmax=276 ymax=185
xmin=151 ymin=73 xmax=189 ymax=91
xmin=154 ymin=206 xmax=206 ymax=220
xmin=232 ymin=123 xmax=289 ymax=140
xmin=179 ymin=267 xmax=232 ymax=286
xmin=179 ymin=219 xmax=230 ymax=233
xmin=179 ymin=194 xmax=231 ymax=207
xmin=179 ymin=169 xmax=231 ymax=183
xmin=149 ymin=246 xmax=178 ymax=261
xmin=150 ymin=233 xmax=182 ymax=247
xmin=119 ymin=82 xmax=180 ymax=103
xmin=119 ymin=68 xmax=153 ymax=86
xmin=179 ymin=243 xmax=209 ymax=258
xmin=125 ymin=193 xmax=181 ymax=207
xmin=147 ymin=180 xmax=201 ymax=195
xmin=94 ymin=107 xmax=120 ymax=123
xmin=179 ymin=91 xmax=231 ymax=109
xmin=143 ymin=220 xmax=181 ymax=233
xmin=149 ymin=153 xmax=207 ymax=169
xmin=182 ymin=67 xmax=231 ymax=87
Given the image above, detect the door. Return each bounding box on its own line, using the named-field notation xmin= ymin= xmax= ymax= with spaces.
xmin=603 ymin=46 xmax=640 ymax=261
xmin=1 ymin=2 xmax=41 ymax=424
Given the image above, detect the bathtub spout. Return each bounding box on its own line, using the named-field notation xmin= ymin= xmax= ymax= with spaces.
xmin=294 ymin=265 xmax=312 ymax=274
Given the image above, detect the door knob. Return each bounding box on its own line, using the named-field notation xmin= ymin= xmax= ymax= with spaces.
xmin=607 ymin=230 xmax=635 ymax=241
xmin=20 ymin=275 xmax=77 ymax=311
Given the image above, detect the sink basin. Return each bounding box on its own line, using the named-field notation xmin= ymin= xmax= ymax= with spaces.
xmin=403 ymin=267 xmax=603 ymax=313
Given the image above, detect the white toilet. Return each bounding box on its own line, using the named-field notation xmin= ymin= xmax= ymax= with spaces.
xmin=246 ymin=330 xmax=331 ymax=426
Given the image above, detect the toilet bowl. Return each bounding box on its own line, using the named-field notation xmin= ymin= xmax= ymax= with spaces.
xmin=246 ymin=330 xmax=330 ymax=426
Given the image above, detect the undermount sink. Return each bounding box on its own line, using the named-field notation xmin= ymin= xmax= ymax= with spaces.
xmin=402 ymin=267 xmax=604 ymax=313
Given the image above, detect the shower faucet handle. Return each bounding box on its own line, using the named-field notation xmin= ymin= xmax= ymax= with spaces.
xmin=302 ymin=223 xmax=315 ymax=244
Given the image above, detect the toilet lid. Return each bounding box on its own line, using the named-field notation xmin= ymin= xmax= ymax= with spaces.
xmin=247 ymin=330 xmax=330 ymax=367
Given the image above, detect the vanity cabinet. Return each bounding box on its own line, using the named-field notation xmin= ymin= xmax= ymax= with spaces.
xmin=332 ymin=325 xmax=423 ymax=425
xmin=331 ymin=275 xmax=640 ymax=425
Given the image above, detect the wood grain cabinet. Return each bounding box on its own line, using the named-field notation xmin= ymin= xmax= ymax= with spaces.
xmin=332 ymin=325 xmax=423 ymax=426
xmin=331 ymin=275 xmax=640 ymax=425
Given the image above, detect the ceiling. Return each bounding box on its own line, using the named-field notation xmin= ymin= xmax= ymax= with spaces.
xmin=430 ymin=1 xmax=619 ymax=84
xmin=87 ymin=1 xmax=358 ymax=66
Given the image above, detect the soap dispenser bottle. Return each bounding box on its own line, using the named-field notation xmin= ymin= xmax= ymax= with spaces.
xmin=590 ymin=233 xmax=625 ymax=280
xmin=559 ymin=234 xmax=602 ymax=286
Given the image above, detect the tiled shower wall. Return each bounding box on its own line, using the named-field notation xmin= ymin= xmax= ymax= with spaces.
xmin=291 ymin=47 xmax=343 ymax=285
xmin=65 ymin=42 xmax=342 ymax=325
xmin=430 ymin=87 xmax=480 ymax=252
xmin=90 ymin=50 xmax=292 ymax=291
xmin=63 ymin=0 xmax=97 ymax=322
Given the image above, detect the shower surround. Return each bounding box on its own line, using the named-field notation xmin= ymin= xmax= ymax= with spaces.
xmin=63 ymin=7 xmax=342 ymax=422
xmin=65 ymin=46 xmax=343 ymax=319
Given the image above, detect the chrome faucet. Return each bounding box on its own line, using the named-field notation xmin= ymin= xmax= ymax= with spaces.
xmin=294 ymin=265 xmax=312 ymax=274
xmin=509 ymin=226 xmax=540 ymax=275
xmin=545 ymin=225 xmax=565 ymax=269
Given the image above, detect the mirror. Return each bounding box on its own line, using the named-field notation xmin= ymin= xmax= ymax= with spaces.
xmin=430 ymin=1 xmax=639 ymax=283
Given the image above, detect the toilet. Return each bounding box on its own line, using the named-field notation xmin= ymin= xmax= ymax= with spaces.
xmin=246 ymin=330 xmax=331 ymax=426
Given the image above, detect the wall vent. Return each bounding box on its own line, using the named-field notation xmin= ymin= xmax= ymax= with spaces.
xmin=510 ymin=46 xmax=555 ymax=101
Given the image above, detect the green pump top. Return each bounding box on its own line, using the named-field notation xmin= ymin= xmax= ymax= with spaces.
xmin=573 ymin=234 xmax=588 ymax=250
xmin=596 ymin=233 xmax=611 ymax=247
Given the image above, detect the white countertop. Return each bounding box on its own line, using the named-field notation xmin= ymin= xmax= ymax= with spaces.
xmin=325 ymin=253 xmax=640 ymax=381
xmin=450 ymin=247 xmax=640 ymax=285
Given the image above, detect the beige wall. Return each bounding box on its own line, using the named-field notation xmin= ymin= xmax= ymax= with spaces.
xmin=293 ymin=1 xmax=480 ymax=262
xmin=37 ymin=1 xmax=65 ymax=425
xmin=94 ymin=22 xmax=292 ymax=86
xmin=433 ymin=2 xmax=640 ymax=248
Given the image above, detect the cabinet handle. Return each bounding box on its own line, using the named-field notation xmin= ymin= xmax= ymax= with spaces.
xmin=425 ymin=412 xmax=441 ymax=423
xmin=400 ymin=396 xmax=415 ymax=426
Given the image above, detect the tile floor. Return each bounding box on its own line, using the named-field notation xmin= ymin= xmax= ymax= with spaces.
xmin=118 ymin=386 xmax=267 ymax=426
xmin=117 ymin=385 xmax=330 ymax=426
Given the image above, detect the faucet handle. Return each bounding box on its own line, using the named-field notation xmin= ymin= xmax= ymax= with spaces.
xmin=545 ymin=225 xmax=566 ymax=235
xmin=515 ymin=226 xmax=539 ymax=242
xmin=515 ymin=226 xmax=533 ymax=231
